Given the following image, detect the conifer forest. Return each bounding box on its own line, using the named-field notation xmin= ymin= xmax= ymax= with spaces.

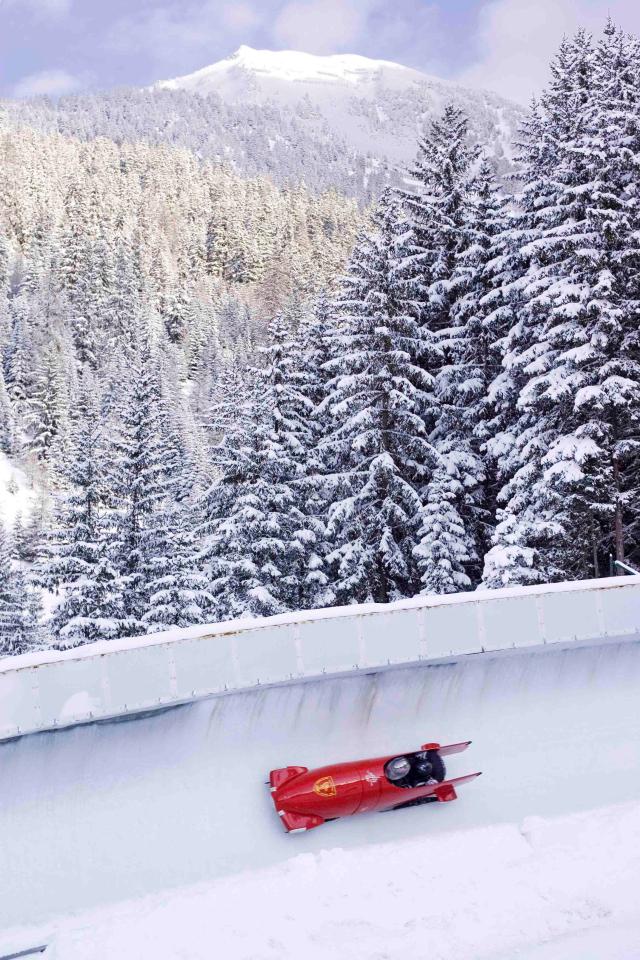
xmin=1 ymin=21 xmax=639 ymax=655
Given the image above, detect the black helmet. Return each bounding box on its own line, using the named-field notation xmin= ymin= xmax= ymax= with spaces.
xmin=416 ymin=759 xmax=433 ymax=778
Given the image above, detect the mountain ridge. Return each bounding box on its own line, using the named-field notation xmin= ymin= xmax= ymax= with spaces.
xmin=155 ymin=45 xmax=524 ymax=174
xmin=2 ymin=46 xmax=525 ymax=200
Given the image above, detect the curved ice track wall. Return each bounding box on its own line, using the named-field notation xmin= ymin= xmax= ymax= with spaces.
xmin=1 ymin=576 xmax=639 ymax=741
xmin=0 ymin=576 xmax=639 ymax=932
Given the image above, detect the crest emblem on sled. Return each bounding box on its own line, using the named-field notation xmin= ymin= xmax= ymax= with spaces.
xmin=313 ymin=776 xmax=337 ymax=798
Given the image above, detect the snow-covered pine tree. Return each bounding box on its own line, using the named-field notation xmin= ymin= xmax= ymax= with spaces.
xmin=142 ymin=496 xmax=213 ymax=632
xmin=202 ymin=420 xmax=258 ymax=622
xmin=0 ymin=234 xmax=10 ymax=294
xmin=296 ymin=292 xmax=337 ymax=414
xmin=288 ymin=291 xmax=341 ymax=606
xmin=434 ymin=160 xmax=509 ymax=583
xmin=13 ymin=507 xmax=46 ymax=565
xmin=41 ymin=376 xmax=123 ymax=647
xmin=71 ymin=313 xmax=98 ymax=369
xmin=142 ymin=375 xmax=213 ymax=632
xmin=413 ymin=463 xmax=472 ymax=594
xmin=399 ymin=106 xmax=486 ymax=593
xmin=203 ymin=355 xmax=252 ymax=449
xmin=480 ymin=144 xmax=552 ymax=586
xmin=0 ymin=523 xmax=41 ymax=656
xmin=401 ymin=104 xmax=481 ymax=340
xmin=280 ymin=303 xmax=336 ymax=609
xmin=482 ymin=32 xmax=597 ymax=587
xmin=322 ymin=192 xmax=439 ymax=604
xmin=198 ymin=355 xmax=257 ymax=589
xmin=5 ymin=301 xmax=36 ymax=416
xmin=0 ymin=362 xmax=15 ymax=455
xmin=163 ymin=287 xmax=195 ymax=346
xmin=484 ymin=22 xmax=640 ymax=585
xmin=209 ymin=313 xmax=328 ymax=619
xmin=560 ymin=21 xmax=640 ymax=573
xmin=107 ymin=341 xmax=171 ymax=635
xmin=25 ymin=341 xmax=71 ymax=463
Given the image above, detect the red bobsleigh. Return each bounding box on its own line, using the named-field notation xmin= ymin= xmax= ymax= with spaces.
xmin=269 ymin=741 xmax=481 ymax=833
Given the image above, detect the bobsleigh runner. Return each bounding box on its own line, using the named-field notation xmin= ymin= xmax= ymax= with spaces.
xmin=269 ymin=741 xmax=481 ymax=833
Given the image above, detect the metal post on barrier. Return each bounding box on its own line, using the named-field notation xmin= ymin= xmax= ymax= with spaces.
xmin=1 ymin=947 xmax=47 ymax=960
xmin=613 ymin=559 xmax=640 ymax=576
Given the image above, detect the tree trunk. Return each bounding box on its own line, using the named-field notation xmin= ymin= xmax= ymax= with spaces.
xmin=591 ymin=521 xmax=600 ymax=579
xmin=613 ymin=456 xmax=624 ymax=563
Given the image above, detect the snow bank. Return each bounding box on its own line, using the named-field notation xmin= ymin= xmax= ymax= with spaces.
xmin=3 ymin=801 xmax=639 ymax=960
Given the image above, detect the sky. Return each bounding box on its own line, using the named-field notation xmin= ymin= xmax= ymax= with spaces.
xmin=1 ymin=0 xmax=640 ymax=104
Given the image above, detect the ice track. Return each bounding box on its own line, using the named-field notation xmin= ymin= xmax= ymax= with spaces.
xmin=1 ymin=635 xmax=640 ymax=930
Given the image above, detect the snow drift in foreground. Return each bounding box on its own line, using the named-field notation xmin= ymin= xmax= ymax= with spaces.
xmin=4 ymin=801 xmax=639 ymax=960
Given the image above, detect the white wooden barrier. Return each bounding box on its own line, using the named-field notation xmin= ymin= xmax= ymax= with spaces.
xmin=0 ymin=576 xmax=638 ymax=742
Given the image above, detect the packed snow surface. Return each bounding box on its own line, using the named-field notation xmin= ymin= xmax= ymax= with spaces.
xmin=1 ymin=637 xmax=639 ymax=940
xmin=4 ymin=801 xmax=639 ymax=960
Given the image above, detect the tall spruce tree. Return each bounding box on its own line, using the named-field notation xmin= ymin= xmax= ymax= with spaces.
xmin=0 ymin=524 xmax=40 ymax=656
xmin=434 ymin=160 xmax=509 ymax=582
xmin=42 ymin=377 xmax=123 ymax=647
xmin=401 ymin=104 xmax=481 ymax=338
xmin=322 ymin=192 xmax=439 ymax=604
xmin=400 ymin=106 xmax=487 ymax=592
xmin=0 ymin=363 xmax=15 ymax=455
xmin=209 ymin=314 xmax=329 ymax=618
xmin=142 ymin=395 xmax=213 ymax=632
xmin=108 ymin=342 xmax=169 ymax=635
xmin=484 ymin=23 xmax=640 ymax=585
xmin=292 ymin=291 xmax=340 ymax=605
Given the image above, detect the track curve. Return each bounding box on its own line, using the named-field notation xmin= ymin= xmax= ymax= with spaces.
xmin=1 ymin=636 xmax=639 ymax=930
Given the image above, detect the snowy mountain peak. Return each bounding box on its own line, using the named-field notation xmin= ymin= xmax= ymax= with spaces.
xmin=160 ymin=46 xmax=417 ymax=92
xmin=230 ymin=45 xmax=410 ymax=82
xmin=154 ymin=45 xmax=524 ymax=189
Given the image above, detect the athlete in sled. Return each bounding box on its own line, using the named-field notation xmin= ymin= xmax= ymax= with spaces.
xmin=269 ymin=740 xmax=481 ymax=833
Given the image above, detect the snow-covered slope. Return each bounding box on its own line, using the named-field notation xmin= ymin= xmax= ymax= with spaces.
xmin=5 ymin=802 xmax=640 ymax=960
xmin=157 ymin=45 xmax=524 ymax=174
xmin=0 ymin=450 xmax=35 ymax=528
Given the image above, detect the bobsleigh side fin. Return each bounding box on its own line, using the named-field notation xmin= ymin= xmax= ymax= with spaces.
xmin=421 ymin=740 xmax=472 ymax=756
xmin=269 ymin=766 xmax=308 ymax=792
xmin=434 ymin=771 xmax=482 ymax=802
xmin=278 ymin=810 xmax=325 ymax=833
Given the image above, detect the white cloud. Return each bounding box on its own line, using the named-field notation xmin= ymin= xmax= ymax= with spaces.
xmin=37 ymin=0 xmax=71 ymax=13
xmin=1 ymin=0 xmax=72 ymax=17
xmin=13 ymin=68 xmax=82 ymax=97
xmin=221 ymin=2 xmax=260 ymax=32
xmin=459 ymin=0 xmax=640 ymax=103
xmin=272 ymin=0 xmax=441 ymax=66
xmin=105 ymin=0 xmax=441 ymax=80
xmin=273 ymin=0 xmax=368 ymax=53
xmin=108 ymin=1 xmax=266 ymax=67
